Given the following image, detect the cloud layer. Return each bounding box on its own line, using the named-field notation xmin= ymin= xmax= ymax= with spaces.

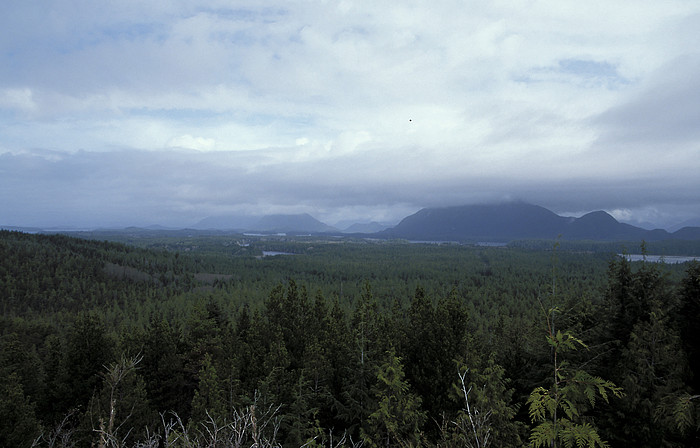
xmin=1 ymin=1 xmax=699 ymax=228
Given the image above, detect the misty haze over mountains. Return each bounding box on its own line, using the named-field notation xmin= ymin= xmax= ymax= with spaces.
xmin=8 ymin=202 xmax=699 ymax=244
xmin=192 ymin=213 xmax=391 ymax=234
xmin=165 ymin=202 xmax=700 ymax=242
xmin=379 ymin=203 xmax=700 ymax=242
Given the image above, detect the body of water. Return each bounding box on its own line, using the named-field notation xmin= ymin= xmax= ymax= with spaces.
xmin=262 ymin=251 xmax=295 ymax=257
xmin=620 ymin=254 xmax=698 ymax=264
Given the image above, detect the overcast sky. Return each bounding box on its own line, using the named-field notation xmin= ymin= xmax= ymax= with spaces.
xmin=1 ymin=1 xmax=699 ymax=229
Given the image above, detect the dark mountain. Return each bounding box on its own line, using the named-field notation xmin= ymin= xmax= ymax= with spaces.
xmin=380 ymin=202 xmax=700 ymax=242
xmin=669 ymin=218 xmax=700 ymax=233
xmin=673 ymin=227 xmax=700 ymax=240
xmin=253 ymin=213 xmax=337 ymax=233
xmin=564 ymin=211 xmax=647 ymax=241
xmin=381 ymin=203 xmax=567 ymax=241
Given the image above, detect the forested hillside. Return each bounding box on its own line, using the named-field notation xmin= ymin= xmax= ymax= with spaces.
xmin=1 ymin=230 xmax=699 ymax=447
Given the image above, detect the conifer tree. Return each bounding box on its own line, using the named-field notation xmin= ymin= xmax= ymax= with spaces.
xmin=285 ymin=370 xmax=325 ymax=447
xmin=528 ymin=309 xmax=623 ymax=448
xmin=190 ymin=353 xmax=227 ymax=427
xmin=615 ymin=302 xmax=689 ymax=446
xmin=341 ymin=282 xmax=380 ymax=436
xmin=88 ymin=353 xmax=152 ymax=446
xmin=141 ymin=316 xmax=188 ymax=417
xmin=0 ymin=332 xmax=46 ymax=409
xmin=679 ymin=261 xmax=700 ymax=391
xmin=449 ymin=356 xmax=522 ymax=448
xmin=259 ymin=325 xmax=292 ymax=408
xmin=0 ymin=372 xmax=41 ymax=448
xmin=63 ymin=313 xmax=115 ymax=412
xmin=364 ymin=348 xmax=426 ymax=448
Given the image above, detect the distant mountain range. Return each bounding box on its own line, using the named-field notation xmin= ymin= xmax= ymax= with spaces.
xmin=193 ymin=214 xmax=392 ymax=234
xmin=342 ymin=221 xmax=390 ymax=233
xmin=193 ymin=213 xmax=337 ymax=233
xmin=379 ymin=203 xmax=700 ymax=242
xmin=191 ymin=203 xmax=700 ymax=242
xmin=5 ymin=202 xmax=700 ymax=242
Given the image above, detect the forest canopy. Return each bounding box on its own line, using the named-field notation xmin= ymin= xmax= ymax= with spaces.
xmin=1 ymin=230 xmax=699 ymax=447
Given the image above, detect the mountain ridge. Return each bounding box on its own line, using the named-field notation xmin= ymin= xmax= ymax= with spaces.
xmin=5 ymin=202 xmax=700 ymax=242
xmin=253 ymin=213 xmax=337 ymax=233
xmin=380 ymin=203 xmax=700 ymax=242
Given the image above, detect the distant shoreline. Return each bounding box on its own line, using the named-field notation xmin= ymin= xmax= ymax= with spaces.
xmin=620 ymin=254 xmax=698 ymax=264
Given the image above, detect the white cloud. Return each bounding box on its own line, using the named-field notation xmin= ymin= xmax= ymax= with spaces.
xmin=1 ymin=1 xmax=700 ymax=227
xmin=0 ymin=88 xmax=36 ymax=113
xmin=167 ymin=134 xmax=216 ymax=151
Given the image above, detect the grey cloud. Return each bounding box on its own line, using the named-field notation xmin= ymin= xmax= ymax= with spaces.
xmin=3 ymin=145 xmax=699 ymax=229
xmin=3 ymin=2 xmax=700 ymax=230
xmin=517 ymin=58 xmax=628 ymax=89
xmin=557 ymin=59 xmax=618 ymax=78
xmin=592 ymin=55 xmax=700 ymax=145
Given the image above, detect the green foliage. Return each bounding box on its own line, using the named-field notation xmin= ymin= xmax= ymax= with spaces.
xmin=86 ymin=353 xmax=153 ymax=445
xmin=140 ymin=316 xmax=189 ymax=418
xmin=529 ymin=420 xmax=607 ymax=448
xmin=3 ymin=231 xmax=700 ymax=447
xmin=0 ymin=332 xmax=46 ymax=412
xmin=679 ymin=261 xmax=700 ymax=391
xmin=528 ymin=309 xmax=623 ymax=448
xmin=364 ymin=348 xmax=427 ymax=447
xmin=671 ymin=394 xmax=699 ymax=435
xmin=0 ymin=372 xmax=41 ymax=448
xmin=595 ymin=254 xmax=694 ymax=446
xmin=190 ymin=353 xmax=226 ymax=426
xmin=339 ymin=282 xmax=381 ymax=436
xmin=444 ymin=356 xmax=522 ymax=448
xmin=63 ymin=313 xmax=116 ymax=412
xmin=615 ymin=306 xmax=688 ymax=445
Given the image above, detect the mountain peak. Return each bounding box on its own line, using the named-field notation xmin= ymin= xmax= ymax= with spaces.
xmin=254 ymin=213 xmax=336 ymax=233
xmin=577 ymin=210 xmax=617 ymax=223
xmin=385 ymin=202 xmax=565 ymax=241
xmin=383 ymin=202 xmax=678 ymax=242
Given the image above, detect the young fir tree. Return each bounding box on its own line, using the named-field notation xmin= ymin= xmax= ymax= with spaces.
xmin=363 ymin=347 xmax=426 ymax=448
xmin=527 ymin=308 xmax=623 ymax=448
xmin=190 ymin=353 xmax=227 ymax=428
xmin=447 ymin=356 xmax=522 ymax=448
xmin=87 ymin=353 xmax=153 ymax=446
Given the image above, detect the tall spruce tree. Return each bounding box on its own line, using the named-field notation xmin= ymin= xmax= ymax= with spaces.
xmin=141 ymin=316 xmax=188 ymax=417
xmin=614 ymin=302 xmax=689 ymax=447
xmin=63 ymin=313 xmax=115 ymax=412
xmin=339 ymin=282 xmax=381 ymax=439
xmin=190 ymin=353 xmax=227 ymax=427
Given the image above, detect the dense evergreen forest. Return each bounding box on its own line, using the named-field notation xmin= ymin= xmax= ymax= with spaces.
xmin=1 ymin=230 xmax=699 ymax=447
